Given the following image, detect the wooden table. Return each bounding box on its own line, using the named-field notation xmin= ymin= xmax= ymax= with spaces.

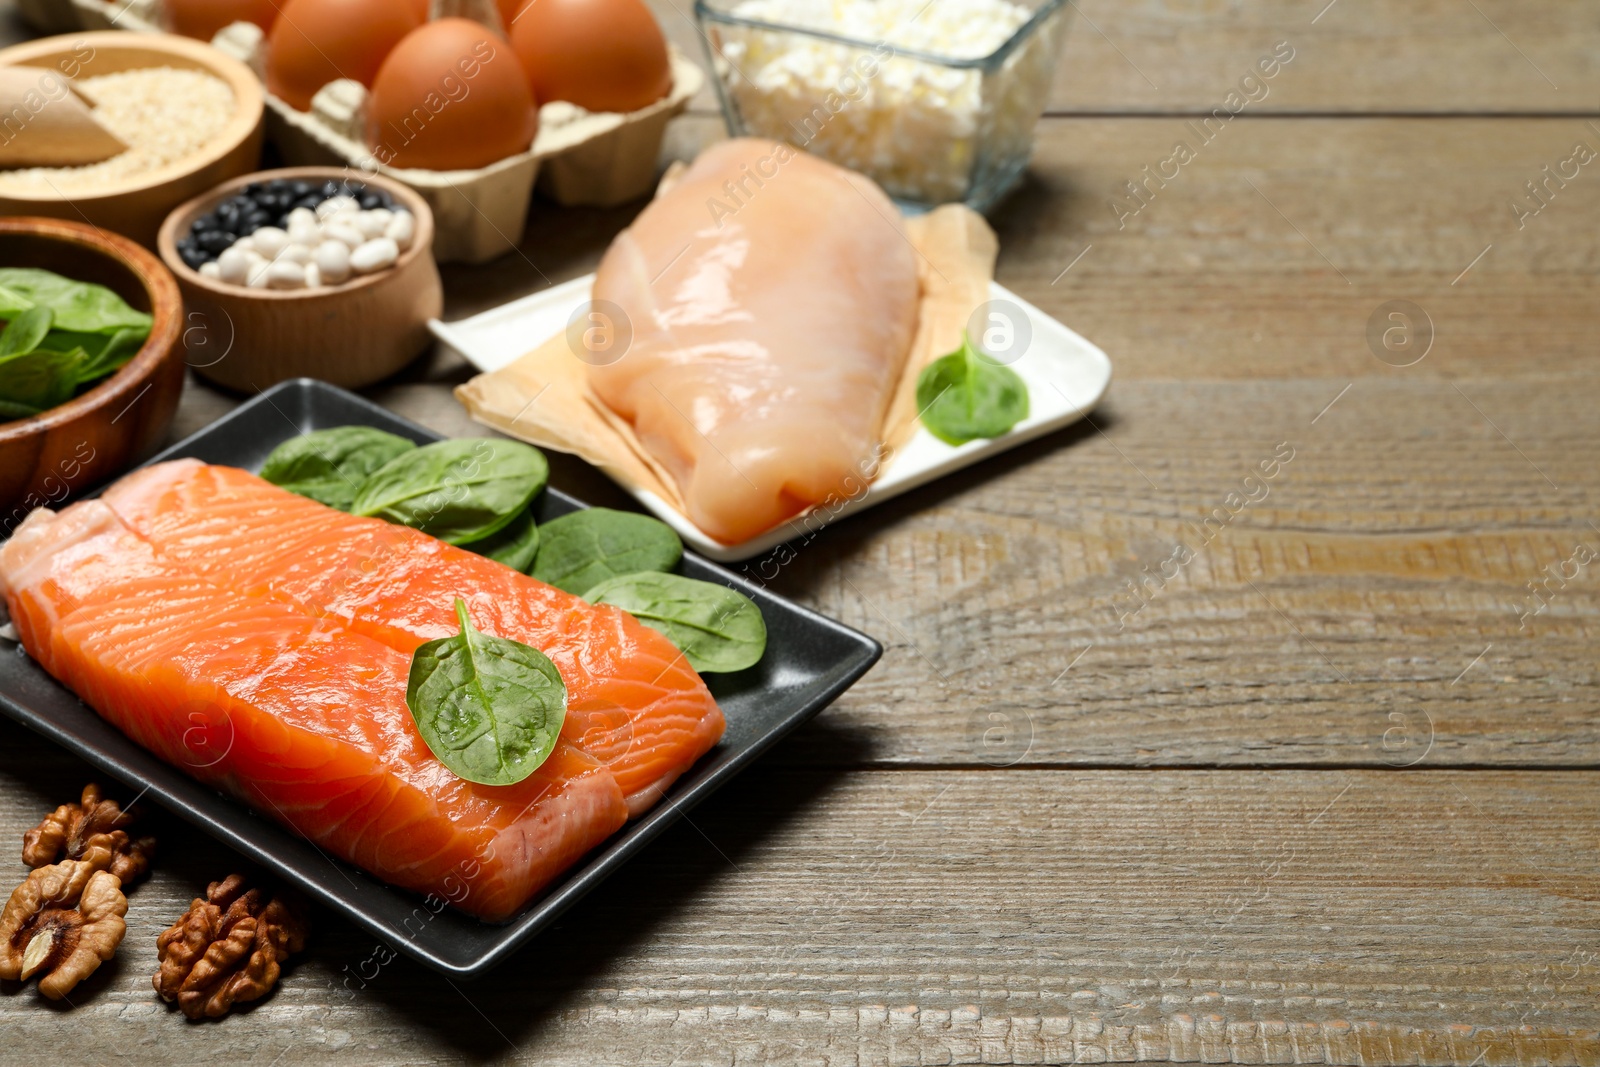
xmin=3 ymin=3 xmax=1598 ymax=1063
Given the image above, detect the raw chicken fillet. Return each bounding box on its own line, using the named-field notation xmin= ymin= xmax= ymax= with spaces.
xmin=589 ymin=138 xmax=920 ymax=544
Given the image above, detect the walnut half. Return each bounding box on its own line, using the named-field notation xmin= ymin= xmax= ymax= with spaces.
xmin=23 ymin=782 xmax=155 ymax=885
xmin=0 ymin=849 xmax=128 ymax=1000
xmin=153 ymin=874 xmax=307 ymax=1020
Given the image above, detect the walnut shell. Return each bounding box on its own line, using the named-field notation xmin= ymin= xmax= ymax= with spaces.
xmin=153 ymin=874 xmax=307 ymax=1020
xmin=0 ymin=852 xmax=128 ymax=1000
xmin=23 ymin=783 xmax=155 ymax=886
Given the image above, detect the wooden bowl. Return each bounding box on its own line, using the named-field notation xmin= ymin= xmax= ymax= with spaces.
xmin=0 ymin=32 xmax=264 ymax=248
xmin=0 ymin=216 xmax=184 ymax=523
xmin=156 ymin=167 xmax=443 ymax=392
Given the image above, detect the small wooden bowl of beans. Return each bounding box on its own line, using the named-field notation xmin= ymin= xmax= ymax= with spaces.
xmin=156 ymin=167 xmax=443 ymax=391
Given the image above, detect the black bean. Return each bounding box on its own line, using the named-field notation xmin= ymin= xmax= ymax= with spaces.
xmin=191 ymin=213 xmax=223 ymax=234
xmin=293 ymin=195 xmax=322 ymax=212
xmin=197 ymin=230 xmax=234 ymax=254
xmin=267 ymin=177 xmax=293 ymax=193
xmin=289 ymin=180 xmax=313 ymax=197
xmin=243 ymin=208 xmax=273 ymax=230
xmin=243 ymin=181 xmax=265 ymax=196
xmin=319 ymin=180 xmax=344 ymax=198
xmin=180 ymin=247 xmax=210 ymax=270
xmin=358 ymin=192 xmax=384 ymax=209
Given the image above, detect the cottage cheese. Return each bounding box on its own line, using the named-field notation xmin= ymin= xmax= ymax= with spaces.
xmin=717 ymin=0 xmax=1064 ymax=204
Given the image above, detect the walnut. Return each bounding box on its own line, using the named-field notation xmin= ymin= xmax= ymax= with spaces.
xmin=153 ymin=874 xmax=307 ymax=1020
xmin=23 ymin=783 xmax=155 ymax=885
xmin=0 ymin=849 xmax=128 ymax=999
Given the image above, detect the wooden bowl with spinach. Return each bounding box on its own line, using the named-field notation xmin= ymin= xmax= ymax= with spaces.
xmin=0 ymin=216 xmax=183 ymax=524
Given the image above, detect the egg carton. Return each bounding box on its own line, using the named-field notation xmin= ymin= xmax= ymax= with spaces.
xmin=68 ymin=0 xmax=704 ymax=264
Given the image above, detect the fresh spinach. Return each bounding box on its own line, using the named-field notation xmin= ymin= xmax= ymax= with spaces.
xmin=54 ymin=327 xmax=145 ymax=386
xmin=0 ymin=268 xmax=152 ymax=334
xmin=0 ymin=270 xmax=155 ymax=423
xmin=353 ymin=438 xmax=549 ymax=545
xmin=0 ymin=347 xmax=83 ymax=413
xmin=915 ymin=333 xmax=1030 ymax=446
xmin=405 ymin=598 xmax=567 ymax=786
xmin=261 ymin=426 xmax=418 ymax=511
xmin=583 ymin=572 xmax=766 ymax=673
xmin=0 ymin=306 xmax=53 ymax=358
xmin=461 ymin=505 xmax=541 ymax=572
xmin=532 ymin=508 xmax=682 ymax=595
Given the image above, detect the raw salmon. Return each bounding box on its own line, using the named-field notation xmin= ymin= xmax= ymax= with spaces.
xmin=102 ymin=459 xmax=725 ymax=817
xmin=588 ymin=137 xmax=920 ymax=544
xmin=0 ymin=500 xmax=629 ymax=921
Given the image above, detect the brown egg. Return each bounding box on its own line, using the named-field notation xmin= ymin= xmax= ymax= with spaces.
xmin=367 ymin=18 xmax=539 ymax=171
xmin=510 ymin=0 xmax=672 ymax=114
xmin=266 ymin=0 xmax=426 ymax=111
xmin=164 ymin=0 xmax=281 ymax=40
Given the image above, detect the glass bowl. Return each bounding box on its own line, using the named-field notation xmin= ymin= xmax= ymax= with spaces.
xmin=694 ymin=0 xmax=1071 ymax=212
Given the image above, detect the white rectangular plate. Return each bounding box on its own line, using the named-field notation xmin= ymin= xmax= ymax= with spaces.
xmin=430 ymin=278 xmax=1112 ymax=561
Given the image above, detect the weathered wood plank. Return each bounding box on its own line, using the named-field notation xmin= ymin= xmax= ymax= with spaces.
xmin=647 ymin=0 xmax=1600 ymax=116
xmin=0 ymin=738 xmax=1593 ymax=1065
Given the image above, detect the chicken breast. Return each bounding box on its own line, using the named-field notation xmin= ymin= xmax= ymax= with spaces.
xmin=588 ymin=138 xmax=920 ymax=544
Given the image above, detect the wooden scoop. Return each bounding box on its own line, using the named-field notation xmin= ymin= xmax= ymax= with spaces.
xmin=0 ymin=66 xmax=127 ymax=168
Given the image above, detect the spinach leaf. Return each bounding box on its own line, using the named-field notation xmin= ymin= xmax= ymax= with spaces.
xmin=261 ymin=426 xmax=418 ymax=511
xmin=0 ymin=306 xmax=53 ymax=358
xmin=0 ymin=398 xmax=41 ymax=421
xmin=406 ymin=598 xmax=566 ymax=786
xmin=0 ymin=347 xmax=83 ymax=413
xmin=583 ymin=572 xmax=766 ymax=673
xmin=915 ymin=333 xmax=1030 ymax=446
xmin=461 ymin=506 xmax=541 ymax=572
xmin=54 ymin=328 xmax=146 ymax=386
xmin=0 ymin=268 xmax=152 ymax=334
xmin=353 ymin=438 xmax=549 ymax=544
xmin=532 ymin=508 xmax=682 ymax=595
xmin=0 ymin=284 xmax=33 ymax=318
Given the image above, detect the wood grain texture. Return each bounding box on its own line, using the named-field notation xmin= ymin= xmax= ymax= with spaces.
xmin=647 ymin=0 xmax=1600 ymax=117
xmin=0 ymin=736 xmax=1595 ymax=1064
xmin=1 ymin=2 xmax=1596 ymax=1061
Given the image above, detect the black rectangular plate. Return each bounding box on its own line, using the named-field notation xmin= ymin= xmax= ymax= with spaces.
xmin=0 ymin=379 xmax=880 ymax=978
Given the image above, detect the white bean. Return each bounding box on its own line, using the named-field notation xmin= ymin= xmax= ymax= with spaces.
xmin=287 ymin=207 xmax=317 ymax=228
xmin=305 ymin=262 xmax=322 ymax=288
xmin=350 ymin=237 xmax=398 ymax=274
xmin=356 ymin=208 xmax=393 ymax=239
xmin=265 ymin=261 xmax=308 ymax=289
xmin=324 ymin=223 xmax=364 ymax=249
xmin=217 ymin=246 xmax=251 ymax=284
xmin=246 ymin=259 xmax=272 ymax=288
xmin=252 ymin=226 xmax=289 ymax=259
xmin=314 ymin=240 xmax=351 ymax=283
xmin=199 ymin=261 xmax=221 ymax=278
xmin=231 ymin=235 xmax=257 ymax=255
xmin=287 ymin=219 xmax=322 ymax=247
xmin=279 ymin=242 xmax=314 ymax=265
xmin=385 ymin=210 xmax=415 ymax=250
xmin=316 ymin=195 xmax=359 ymax=220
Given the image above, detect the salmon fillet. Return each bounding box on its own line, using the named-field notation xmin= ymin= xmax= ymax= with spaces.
xmin=102 ymin=459 xmax=725 ymax=817
xmin=588 ymin=137 xmax=920 ymax=544
xmin=0 ymin=500 xmax=628 ymax=921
